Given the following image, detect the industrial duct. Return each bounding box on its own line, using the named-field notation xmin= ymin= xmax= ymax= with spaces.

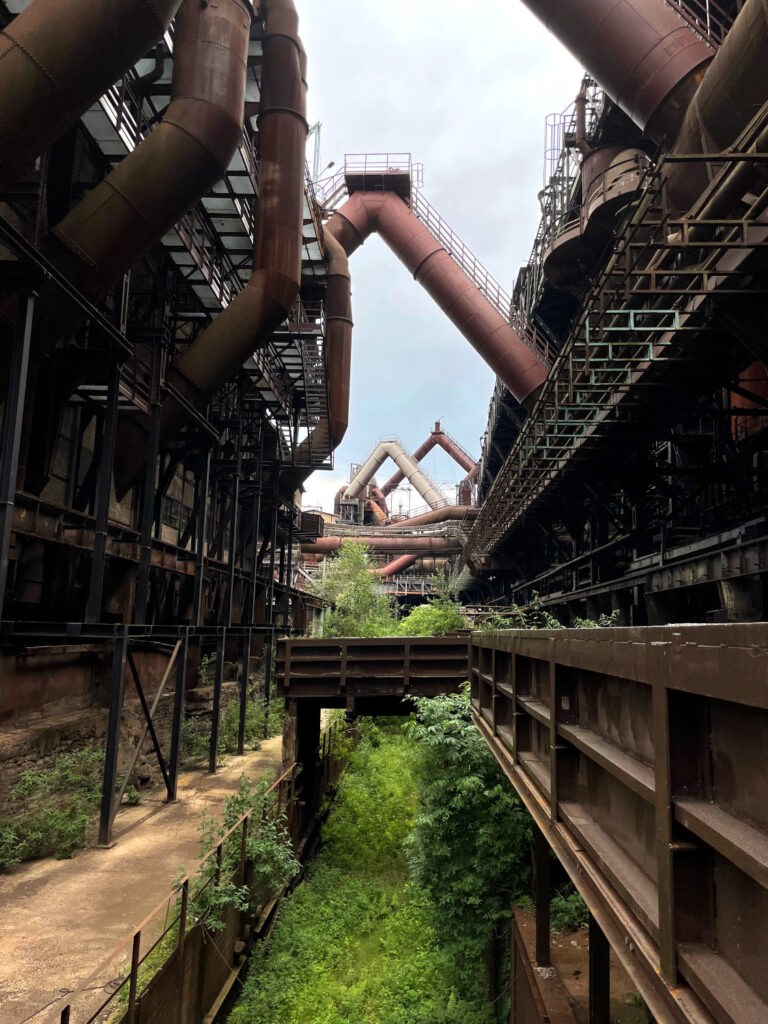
xmin=302 ymin=536 xmax=461 ymax=555
xmin=115 ymin=0 xmax=308 ymax=495
xmin=325 ymin=191 xmax=548 ymax=406
xmin=518 ymin=0 xmax=711 ymax=145
xmin=344 ymin=440 xmax=445 ymax=509
xmin=51 ymin=0 xmax=251 ymax=297
xmin=386 ymin=506 xmax=479 ymax=529
xmin=0 ymin=0 xmax=182 ymax=188
xmin=374 ymin=553 xmax=419 ymax=577
xmin=381 ymin=421 xmax=476 ymax=496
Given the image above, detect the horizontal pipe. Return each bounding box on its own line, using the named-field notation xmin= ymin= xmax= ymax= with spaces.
xmin=373 ymin=553 xmax=420 ymax=577
xmin=518 ymin=0 xmax=710 ymax=144
xmin=326 ymin=191 xmax=548 ymax=405
xmin=385 ymin=506 xmax=480 ymax=529
xmin=52 ymin=0 xmax=251 ymax=297
xmin=302 ymin=536 xmax=461 ymax=555
xmin=0 ymin=0 xmax=182 ymax=187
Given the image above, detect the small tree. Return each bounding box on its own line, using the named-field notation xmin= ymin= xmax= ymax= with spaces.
xmin=311 ymin=540 xmax=398 ymax=637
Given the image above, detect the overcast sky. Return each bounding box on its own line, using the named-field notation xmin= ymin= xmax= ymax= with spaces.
xmin=300 ymin=1 xmax=581 ymax=511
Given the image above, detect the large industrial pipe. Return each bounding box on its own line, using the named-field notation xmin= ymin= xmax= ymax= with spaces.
xmin=115 ymin=0 xmax=308 ymax=495
xmin=518 ymin=0 xmax=711 ymax=145
xmin=302 ymin=536 xmax=461 ymax=555
xmin=326 ymin=192 xmax=548 ymax=406
xmin=381 ymin=422 xmax=476 ymax=496
xmin=344 ymin=440 xmax=445 ymax=509
xmin=324 ymin=230 xmax=354 ymax=447
xmin=374 ymin=554 xmax=419 ymax=577
xmin=0 ymin=0 xmax=182 ymax=188
xmin=385 ymin=506 xmax=479 ymax=529
xmin=51 ymin=0 xmax=251 ymax=297
xmin=665 ymin=0 xmax=768 ymax=211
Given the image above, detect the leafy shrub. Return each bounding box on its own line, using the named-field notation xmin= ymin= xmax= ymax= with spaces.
xmin=550 ymin=888 xmax=589 ymax=932
xmin=404 ymin=686 xmax=531 ymax=980
xmin=0 ymin=745 xmax=104 ymax=868
xmin=230 ymin=734 xmax=494 ymax=1024
xmin=398 ymin=595 xmax=466 ymax=636
xmin=312 ymin=541 xmax=399 ymax=637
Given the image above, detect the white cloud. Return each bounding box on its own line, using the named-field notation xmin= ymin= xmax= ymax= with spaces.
xmin=300 ymin=1 xmax=583 ymax=505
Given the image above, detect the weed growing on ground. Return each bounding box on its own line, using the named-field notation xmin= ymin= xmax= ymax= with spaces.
xmin=230 ymin=733 xmax=497 ymax=1024
xmin=0 ymin=745 xmax=104 ymax=869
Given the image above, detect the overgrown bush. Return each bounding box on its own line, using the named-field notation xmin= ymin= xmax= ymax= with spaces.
xmin=231 ymin=733 xmax=495 ymax=1024
xmin=182 ymin=689 xmax=283 ymax=768
xmin=312 ymin=540 xmax=399 ymax=637
xmin=0 ymin=745 xmax=104 ymax=869
xmin=398 ymin=594 xmax=466 ymax=636
xmin=405 ymin=686 xmax=531 ymax=982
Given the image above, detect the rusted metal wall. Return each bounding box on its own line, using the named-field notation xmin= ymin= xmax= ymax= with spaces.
xmin=276 ymin=635 xmax=470 ymax=711
xmin=472 ymin=624 xmax=768 ymax=1024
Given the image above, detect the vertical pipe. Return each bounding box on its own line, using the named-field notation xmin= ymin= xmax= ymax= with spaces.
xmin=0 ymin=293 xmax=34 ymax=619
xmin=98 ymin=631 xmax=128 ymax=845
xmin=85 ymin=352 xmax=121 ymax=624
xmin=168 ymin=629 xmax=189 ymax=801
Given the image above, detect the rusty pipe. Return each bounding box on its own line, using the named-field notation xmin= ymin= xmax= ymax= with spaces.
xmin=0 ymin=0 xmax=182 ymax=188
xmin=114 ymin=0 xmax=307 ymax=495
xmin=344 ymin=440 xmax=445 ymax=509
xmin=326 ymin=191 xmax=548 ymax=405
xmin=171 ymin=0 xmax=307 ymax=395
xmin=383 ymin=505 xmax=479 ymax=529
xmin=301 ymin=536 xmax=461 ymax=555
xmin=52 ymin=0 xmax=251 ymax=298
xmin=573 ymin=83 xmax=592 ymax=158
xmin=381 ymin=435 xmax=438 ymax=496
xmin=368 ymin=485 xmax=389 ymax=517
xmin=323 ymin=229 xmax=353 ymax=447
xmin=666 ymin=0 xmax=768 ymax=211
xmin=519 ymin=0 xmax=711 ymax=145
xmin=381 ymin=425 xmax=476 ymax=495
xmin=373 ymin=554 xmax=420 ymax=577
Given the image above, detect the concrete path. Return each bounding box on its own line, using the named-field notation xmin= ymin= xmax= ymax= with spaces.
xmin=0 ymin=738 xmax=283 ymax=1024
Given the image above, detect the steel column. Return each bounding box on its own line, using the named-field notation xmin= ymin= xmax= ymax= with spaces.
xmin=588 ymin=913 xmax=611 ymax=1024
xmin=98 ymin=631 xmax=128 ymax=845
xmin=0 ymin=292 xmax=34 ymax=619
xmin=168 ymin=630 xmax=189 ymax=801
xmin=238 ymin=628 xmax=251 ymax=755
xmin=208 ymin=630 xmax=226 ymax=773
xmin=133 ymin=346 xmax=162 ymax=624
xmin=192 ymin=450 xmax=211 ymax=627
xmin=85 ymin=351 xmax=121 ymax=624
xmin=534 ymin=825 xmax=551 ymax=967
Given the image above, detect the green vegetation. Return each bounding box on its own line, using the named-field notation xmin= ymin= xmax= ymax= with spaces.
xmin=231 ymin=729 xmax=497 ymax=1024
xmin=117 ymin=770 xmax=298 ymax=1014
xmin=313 ymin=540 xmax=467 ymax=638
xmin=0 ymin=745 xmax=104 ymax=870
xmin=405 ymin=687 xmax=531 ymax=977
xmin=182 ymin=680 xmax=283 ymax=768
xmin=479 ymin=592 xmax=620 ymax=630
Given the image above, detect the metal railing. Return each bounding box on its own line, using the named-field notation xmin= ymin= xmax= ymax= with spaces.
xmin=661 ymin=0 xmax=736 ymax=47
xmin=54 ymin=722 xmax=350 ymax=1024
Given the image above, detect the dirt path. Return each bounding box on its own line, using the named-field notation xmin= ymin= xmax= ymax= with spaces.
xmin=0 ymin=739 xmax=283 ymax=1024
